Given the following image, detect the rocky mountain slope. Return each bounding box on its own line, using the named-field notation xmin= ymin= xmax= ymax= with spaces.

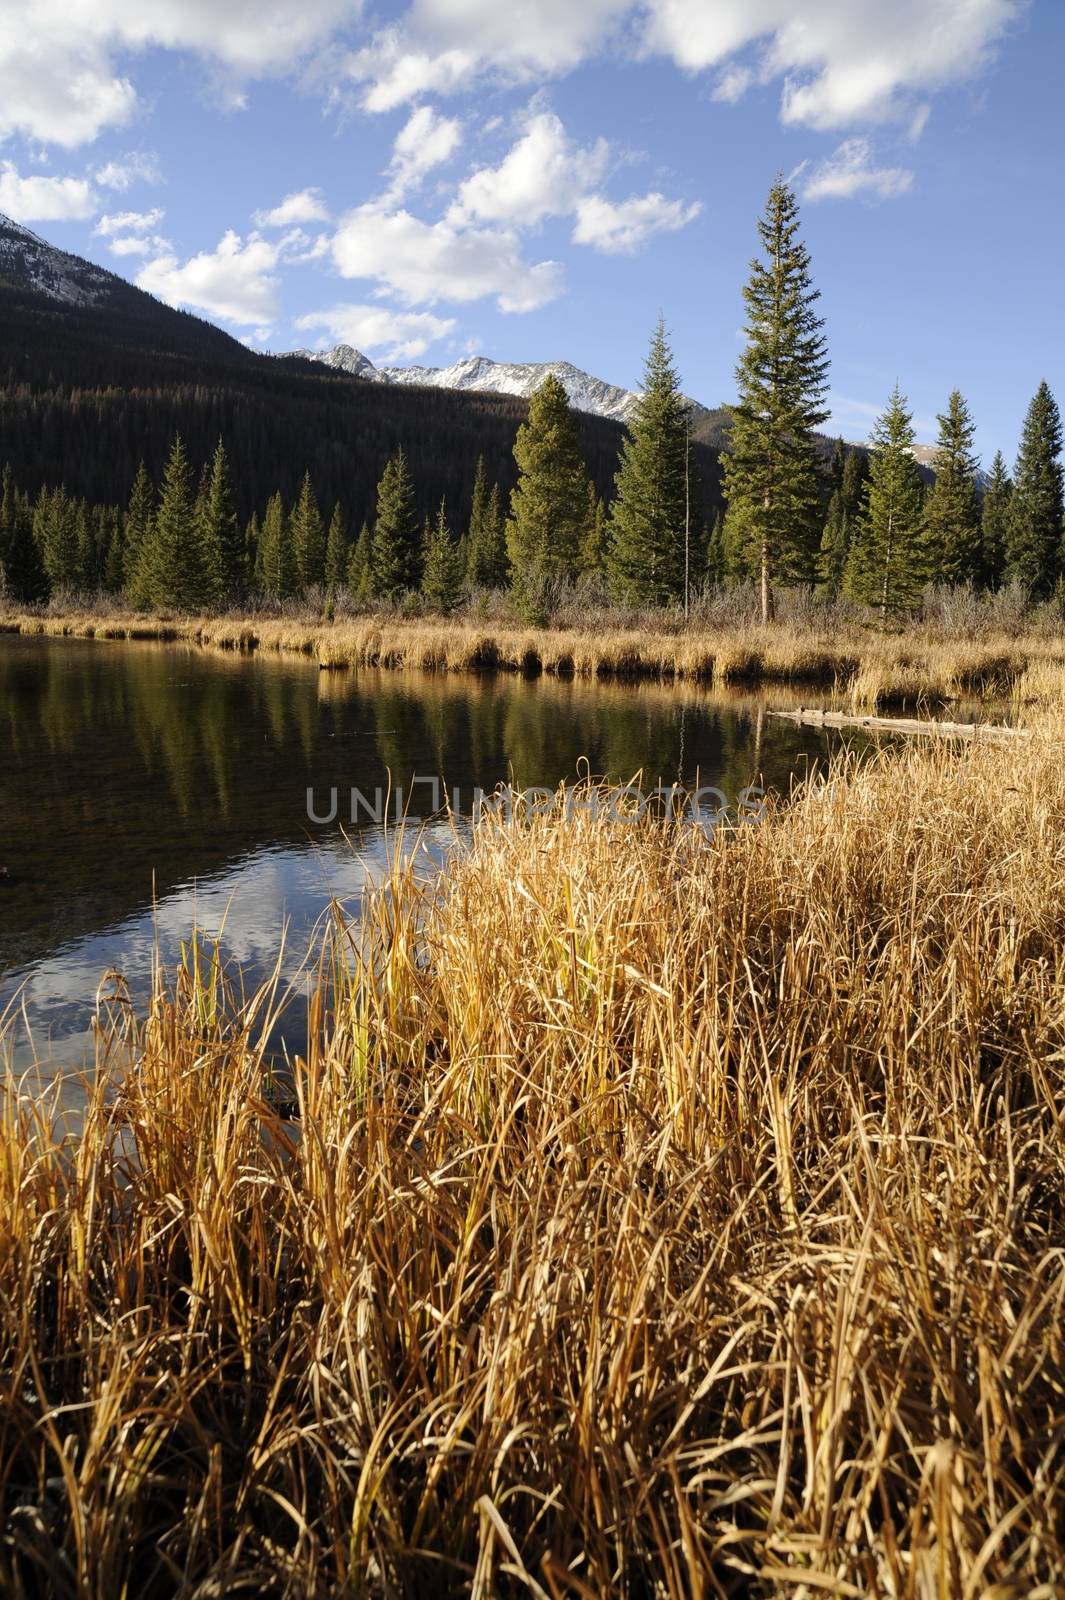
xmin=283 ymin=344 xmax=711 ymax=426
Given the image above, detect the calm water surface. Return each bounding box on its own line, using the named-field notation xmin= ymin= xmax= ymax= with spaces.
xmin=1 ymin=634 xmax=862 ymax=1079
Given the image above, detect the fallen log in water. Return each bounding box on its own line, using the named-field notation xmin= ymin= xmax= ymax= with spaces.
xmin=768 ymin=707 xmax=1029 ymax=738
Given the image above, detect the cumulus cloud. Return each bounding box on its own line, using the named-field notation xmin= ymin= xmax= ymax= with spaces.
xmin=345 ymin=0 xmax=1019 ymax=132
xmin=346 ymin=0 xmax=628 ymax=112
xmin=331 ymin=202 xmax=563 ymax=312
xmin=384 ymin=106 xmax=463 ymax=200
xmin=94 ymin=152 xmax=162 ymax=190
xmin=94 ymin=208 xmax=166 ymax=236
xmin=0 ymin=0 xmax=365 ymax=146
xmin=295 ymin=302 xmax=456 ymax=359
xmin=572 ymin=190 xmax=701 ymax=252
xmin=641 ymin=0 xmax=1021 ymax=129
xmin=254 ymin=188 xmax=331 ymax=227
xmin=0 ymin=162 xmax=96 ymax=222
xmin=448 ymin=110 xmax=609 ymax=227
xmin=801 ymin=138 xmax=913 ymax=202
xmin=136 ymin=230 xmax=283 ymax=326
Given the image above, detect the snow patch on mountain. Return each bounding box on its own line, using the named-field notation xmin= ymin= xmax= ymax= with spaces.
xmin=0 ymin=212 xmax=114 ymax=306
xmin=281 ymin=344 xmax=709 ymax=425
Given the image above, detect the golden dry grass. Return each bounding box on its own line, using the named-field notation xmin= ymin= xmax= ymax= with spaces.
xmin=4 ymin=604 xmax=1065 ymax=707
xmin=2 ymin=715 xmax=1065 ymax=1594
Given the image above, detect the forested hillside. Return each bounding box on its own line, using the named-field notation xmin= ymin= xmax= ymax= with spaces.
xmin=0 ymin=286 xmax=724 ymax=535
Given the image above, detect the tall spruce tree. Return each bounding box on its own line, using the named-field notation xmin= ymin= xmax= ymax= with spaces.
xmin=371 ymin=450 xmax=420 ymax=599
xmin=0 ymin=467 xmax=47 ymax=602
xmin=422 ymin=499 xmax=464 ymax=615
xmin=819 ymin=446 xmax=867 ymax=597
xmin=200 ymin=439 xmax=243 ymax=604
xmin=258 ymin=491 xmax=296 ymax=602
xmin=922 ymin=389 xmax=981 ymax=585
xmin=724 ymin=178 xmax=830 ymax=622
xmin=844 ymin=386 xmax=925 ymax=616
xmin=606 ymin=318 xmax=689 ymax=606
xmin=122 ymin=462 xmax=154 ymax=603
xmin=465 ymin=457 xmax=508 ymax=588
xmin=980 ymin=451 xmax=1011 ymax=591
xmin=291 ymin=471 xmax=326 ymax=593
xmin=35 ymin=488 xmax=84 ymax=594
xmin=137 ymin=436 xmax=201 ymax=608
xmin=506 ymin=375 xmax=590 ymax=599
xmin=347 ymin=522 xmax=372 ymax=602
xmin=1004 ymin=382 xmax=1063 ymax=597
xmin=580 ymin=483 xmax=607 ymax=576
xmin=324 ymin=504 xmax=349 ymax=593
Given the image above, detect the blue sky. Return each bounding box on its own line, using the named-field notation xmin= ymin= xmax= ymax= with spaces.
xmin=0 ymin=0 xmax=1059 ymax=459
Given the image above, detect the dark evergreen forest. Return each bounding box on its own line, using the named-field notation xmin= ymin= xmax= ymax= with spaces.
xmin=0 ymin=287 xmax=724 ymax=535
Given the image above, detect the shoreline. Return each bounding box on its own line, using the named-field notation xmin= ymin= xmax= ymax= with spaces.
xmin=4 ymin=604 xmax=1065 ymax=707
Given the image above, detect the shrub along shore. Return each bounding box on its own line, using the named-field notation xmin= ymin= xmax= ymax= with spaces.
xmin=5 ymin=600 xmax=1065 ymax=707
xmin=2 ymin=722 xmax=1064 ymax=1592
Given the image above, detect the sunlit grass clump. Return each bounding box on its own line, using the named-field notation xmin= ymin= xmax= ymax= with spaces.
xmin=6 ymin=601 xmax=1065 ymax=707
xmin=2 ymin=726 xmax=1064 ymax=1594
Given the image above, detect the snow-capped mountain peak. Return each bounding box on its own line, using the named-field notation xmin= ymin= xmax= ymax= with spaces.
xmin=281 ymin=345 xmax=709 ymax=425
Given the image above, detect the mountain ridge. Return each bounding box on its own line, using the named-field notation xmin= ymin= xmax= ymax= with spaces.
xmin=280 ymin=343 xmax=713 ymax=427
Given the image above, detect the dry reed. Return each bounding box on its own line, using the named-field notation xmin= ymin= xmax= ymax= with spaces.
xmin=4 ymin=603 xmax=1065 ymax=708
xmin=1 ymin=720 xmax=1065 ymax=1594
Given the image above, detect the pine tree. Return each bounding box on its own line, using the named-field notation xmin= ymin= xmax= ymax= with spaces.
xmin=724 ymin=178 xmax=830 ymax=622
xmin=704 ymin=510 xmax=725 ymax=588
xmin=291 ymin=471 xmax=326 ymax=593
xmin=0 ymin=468 xmax=47 ymax=602
xmin=123 ymin=462 xmax=155 ymax=602
xmin=465 ymin=456 xmax=493 ymax=585
xmin=347 ymin=522 xmax=372 ymax=602
xmin=422 ymin=499 xmax=464 ymax=615
xmin=482 ymin=483 xmax=509 ymax=587
xmin=818 ymin=445 xmax=866 ymax=597
xmin=371 ymin=450 xmax=420 ymax=599
xmin=465 ymin=459 xmax=509 ymax=588
xmin=35 ymin=487 xmax=84 ymax=594
xmin=580 ymin=482 xmax=607 ymax=575
xmin=137 ymin=436 xmax=201 ymax=608
xmin=979 ymin=451 xmax=1011 ymax=591
xmin=99 ymin=508 xmax=124 ymax=592
xmin=324 ymin=504 xmax=349 ymax=593
xmin=844 ymin=386 xmax=925 ymax=616
xmin=199 ymin=438 xmax=243 ymax=604
xmin=245 ymin=512 xmax=260 ymax=582
xmin=921 ymin=390 xmax=981 ymax=585
xmin=506 ymin=375 xmax=590 ymax=600
xmin=606 ymin=318 xmax=689 ymax=605
xmin=1005 ymin=382 xmax=1063 ymax=597
xmin=258 ymin=492 xmax=296 ymax=602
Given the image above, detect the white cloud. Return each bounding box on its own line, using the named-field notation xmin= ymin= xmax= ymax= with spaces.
xmin=0 ymin=162 xmax=96 ymax=222
xmin=449 ymin=110 xmax=609 ymax=227
xmin=346 ymin=0 xmax=1019 ymax=132
xmin=0 ymin=0 xmax=365 ymax=146
xmin=641 ymin=0 xmax=1021 ymax=130
xmin=95 ymin=152 xmax=162 ymax=190
xmin=295 ymin=302 xmax=456 ymax=359
xmin=331 ymin=201 xmax=562 ymax=312
xmin=571 ymin=190 xmax=701 ymax=252
xmin=254 ymin=187 xmax=331 ymax=227
xmin=384 ymin=106 xmax=463 ymax=200
xmin=107 ymin=235 xmax=156 ymax=256
xmin=802 ymin=138 xmax=913 ymax=202
xmin=136 ymin=230 xmax=283 ymax=326
xmin=94 ymin=208 xmax=166 ymax=236
xmin=345 ymin=0 xmax=629 ymax=111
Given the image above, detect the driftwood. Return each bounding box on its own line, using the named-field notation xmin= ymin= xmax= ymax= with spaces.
xmin=768 ymin=708 xmax=1029 ymax=739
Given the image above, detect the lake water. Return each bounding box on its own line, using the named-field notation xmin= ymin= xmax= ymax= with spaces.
xmin=1 ymin=634 xmax=862 ymax=1082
